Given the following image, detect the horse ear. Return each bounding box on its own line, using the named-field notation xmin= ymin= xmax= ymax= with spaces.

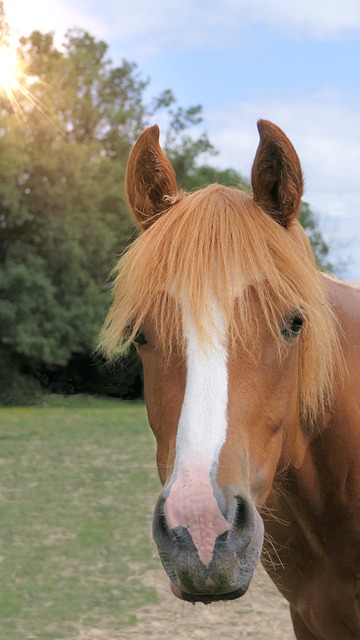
xmin=126 ymin=125 xmax=179 ymax=230
xmin=251 ymin=120 xmax=304 ymax=228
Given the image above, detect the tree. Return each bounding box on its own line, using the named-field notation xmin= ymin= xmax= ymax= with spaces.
xmin=298 ymin=201 xmax=332 ymax=272
xmin=0 ymin=27 xmax=217 ymax=402
xmin=0 ymin=30 xmax=140 ymax=401
xmin=0 ymin=22 xmax=335 ymax=404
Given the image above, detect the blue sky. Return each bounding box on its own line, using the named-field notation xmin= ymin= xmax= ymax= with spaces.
xmin=5 ymin=0 xmax=360 ymax=277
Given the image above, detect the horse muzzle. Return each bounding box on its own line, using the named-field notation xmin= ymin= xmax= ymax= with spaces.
xmin=152 ymin=493 xmax=264 ymax=604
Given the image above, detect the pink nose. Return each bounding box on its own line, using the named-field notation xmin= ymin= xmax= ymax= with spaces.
xmin=153 ymin=490 xmax=264 ymax=603
xmin=164 ymin=469 xmax=230 ymax=567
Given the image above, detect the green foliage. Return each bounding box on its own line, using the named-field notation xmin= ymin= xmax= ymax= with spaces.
xmin=0 ymin=348 xmax=43 ymax=405
xmin=178 ymin=163 xmax=250 ymax=193
xmin=0 ymin=30 xmax=141 ymax=401
xmin=0 ymin=25 xmax=220 ymax=404
xmin=298 ymin=201 xmax=332 ymax=271
xmin=0 ymin=21 xmax=336 ymax=404
xmin=149 ymin=88 xmax=217 ymax=185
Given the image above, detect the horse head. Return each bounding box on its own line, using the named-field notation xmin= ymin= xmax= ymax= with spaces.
xmin=100 ymin=121 xmax=338 ymax=605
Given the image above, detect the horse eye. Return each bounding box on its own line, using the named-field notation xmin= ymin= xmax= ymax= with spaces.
xmin=125 ymin=323 xmax=148 ymax=347
xmin=281 ymin=314 xmax=304 ymax=339
xmin=134 ymin=329 xmax=147 ymax=347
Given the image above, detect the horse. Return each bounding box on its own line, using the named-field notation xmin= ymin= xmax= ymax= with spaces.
xmin=100 ymin=120 xmax=360 ymax=639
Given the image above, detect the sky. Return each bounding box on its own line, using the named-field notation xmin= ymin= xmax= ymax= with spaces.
xmin=4 ymin=0 xmax=360 ymax=277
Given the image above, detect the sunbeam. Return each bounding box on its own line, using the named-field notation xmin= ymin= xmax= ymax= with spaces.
xmin=0 ymin=44 xmax=19 ymax=91
xmin=0 ymin=38 xmax=66 ymax=157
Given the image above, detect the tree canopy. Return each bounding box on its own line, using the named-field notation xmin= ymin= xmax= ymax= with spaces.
xmin=0 ymin=13 xmax=334 ymax=404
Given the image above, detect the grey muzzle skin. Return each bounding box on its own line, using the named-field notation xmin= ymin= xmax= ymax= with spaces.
xmin=152 ymin=493 xmax=265 ymax=604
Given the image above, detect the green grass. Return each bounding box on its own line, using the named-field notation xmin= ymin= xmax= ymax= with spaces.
xmin=0 ymin=397 xmax=160 ymax=639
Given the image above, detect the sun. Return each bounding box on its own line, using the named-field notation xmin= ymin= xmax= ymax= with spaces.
xmin=0 ymin=45 xmax=19 ymax=91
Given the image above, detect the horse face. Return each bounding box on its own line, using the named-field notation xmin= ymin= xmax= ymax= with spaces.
xmin=136 ymin=297 xmax=303 ymax=603
xmin=104 ymin=120 xmax=309 ymax=603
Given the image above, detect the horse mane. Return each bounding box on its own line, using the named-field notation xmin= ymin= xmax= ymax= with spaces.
xmin=99 ymin=184 xmax=341 ymax=425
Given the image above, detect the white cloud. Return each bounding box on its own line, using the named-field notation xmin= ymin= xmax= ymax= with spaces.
xmin=88 ymin=0 xmax=360 ymax=51
xmin=4 ymin=0 xmax=360 ymax=56
xmin=206 ymin=89 xmax=360 ymax=277
xmin=4 ymin=0 xmax=109 ymax=44
xmin=239 ymin=0 xmax=360 ymax=40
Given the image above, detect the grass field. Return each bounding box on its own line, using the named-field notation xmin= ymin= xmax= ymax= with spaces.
xmin=0 ymin=396 xmax=160 ymax=640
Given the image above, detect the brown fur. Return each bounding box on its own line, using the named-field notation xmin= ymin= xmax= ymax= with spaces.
xmin=252 ymin=120 xmax=304 ymax=227
xmin=126 ymin=125 xmax=180 ymax=230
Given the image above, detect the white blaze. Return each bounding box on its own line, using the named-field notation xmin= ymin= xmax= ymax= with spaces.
xmin=165 ymin=301 xmax=231 ymax=567
xmin=176 ymin=303 xmax=229 ymax=463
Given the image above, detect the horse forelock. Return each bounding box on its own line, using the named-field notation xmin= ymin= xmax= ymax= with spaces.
xmin=99 ymin=183 xmax=342 ymax=426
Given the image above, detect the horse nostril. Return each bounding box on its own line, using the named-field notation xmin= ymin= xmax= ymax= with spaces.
xmin=216 ymin=530 xmax=229 ymax=543
xmin=153 ymin=496 xmax=172 ymax=548
xmin=233 ymin=495 xmax=248 ymax=530
xmin=228 ymin=494 xmax=257 ymax=551
xmin=158 ymin=509 xmax=169 ymax=537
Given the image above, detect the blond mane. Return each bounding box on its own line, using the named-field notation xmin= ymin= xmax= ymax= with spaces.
xmin=100 ymin=184 xmax=341 ymax=425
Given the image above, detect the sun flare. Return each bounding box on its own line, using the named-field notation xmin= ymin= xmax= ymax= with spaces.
xmin=0 ymin=45 xmax=19 ymax=91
